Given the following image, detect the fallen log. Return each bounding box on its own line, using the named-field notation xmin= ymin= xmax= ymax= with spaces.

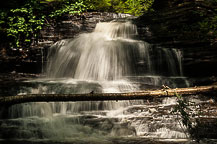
xmin=0 ymin=85 xmax=216 ymax=106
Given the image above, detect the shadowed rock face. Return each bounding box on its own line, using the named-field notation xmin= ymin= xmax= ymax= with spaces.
xmin=152 ymin=0 xmax=189 ymax=11
xmin=136 ymin=0 xmax=217 ymax=78
xmin=151 ymin=0 xmax=173 ymax=10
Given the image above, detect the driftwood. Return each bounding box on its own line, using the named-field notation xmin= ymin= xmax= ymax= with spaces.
xmin=0 ymin=85 xmax=216 ymax=106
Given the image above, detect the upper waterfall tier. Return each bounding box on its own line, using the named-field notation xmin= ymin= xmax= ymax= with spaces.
xmin=46 ymin=21 xmax=183 ymax=80
xmin=94 ymin=22 xmax=138 ymax=40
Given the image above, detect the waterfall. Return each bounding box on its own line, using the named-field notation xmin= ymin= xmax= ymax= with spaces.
xmin=46 ymin=21 xmax=184 ymax=82
xmin=46 ymin=22 xmax=150 ymax=80
xmin=0 ymin=20 xmax=193 ymax=143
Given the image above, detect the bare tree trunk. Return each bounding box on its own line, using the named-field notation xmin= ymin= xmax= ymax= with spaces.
xmin=0 ymin=85 xmax=216 ymax=106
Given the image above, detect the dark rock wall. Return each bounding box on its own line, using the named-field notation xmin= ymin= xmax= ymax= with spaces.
xmin=38 ymin=12 xmax=123 ymax=48
xmin=135 ymin=0 xmax=217 ymax=78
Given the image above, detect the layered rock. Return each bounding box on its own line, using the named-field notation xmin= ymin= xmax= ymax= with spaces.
xmin=136 ymin=0 xmax=217 ymax=78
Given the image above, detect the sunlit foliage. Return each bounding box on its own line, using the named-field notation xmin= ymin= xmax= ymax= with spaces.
xmin=0 ymin=0 xmax=154 ymax=48
xmin=83 ymin=0 xmax=154 ymax=16
xmin=0 ymin=0 xmax=86 ymax=48
xmin=2 ymin=1 xmax=45 ymax=47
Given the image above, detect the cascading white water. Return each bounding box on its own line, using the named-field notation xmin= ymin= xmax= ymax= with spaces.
xmin=46 ymin=21 xmax=186 ymax=83
xmin=0 ymin=21 xmax=193 ymax=143
xmin=46 ymin=22 xmax=152 ymax=80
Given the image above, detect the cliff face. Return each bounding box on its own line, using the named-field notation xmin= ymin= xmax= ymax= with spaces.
xmin=136 ymin=0 xmax=217 ymax=78
xmin=38 ymin=12 xmax=126 ymax=48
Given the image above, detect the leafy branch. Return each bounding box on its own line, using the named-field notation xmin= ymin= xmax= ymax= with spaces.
xmin=171 ymin=93 xmax=201 ymax=142
xmin=0 ymin=0 xmax=86 ymax=49
xmin=49 ymin=0 xmax=86 ymax=18
xmin=0 ymin=0 xmax=154 ymax=49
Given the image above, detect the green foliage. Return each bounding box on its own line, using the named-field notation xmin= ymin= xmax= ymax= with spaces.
xmin=199 ymin=15 xmax=217 ymax=36
xmin=7 ymin=8 xmax=44 ymax=47
xmin=0 ymin=0 xmax=45 ymax=48
xmin=172 ymin=94 xmax=201 ymax=141
xmin=40 ymin=0 xmax=63 ymax=3
xmin=0 ymin=11 xmax=7 ymax=26
xmin=113 ymin=0 xmax=154 ymax=16
xmin=0 ymin=0 xmax=153 ymax=49
xmin=49 ymin=0 xmax=86 ymax=18
xmin=195 ymin=0 xmax=217 ymax=38
xmin=0 ymin=0 xmax=86 ymax=48
xmin=83 ymin=0 xmax=112 ymax=12
xmin=172 ymin=94 xmax=193 ymax=131
xmin=83 ymin=0 xmax=154 ymax=16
